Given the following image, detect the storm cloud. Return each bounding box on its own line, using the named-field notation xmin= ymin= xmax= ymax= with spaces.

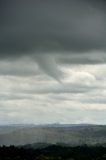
xmin=0 ymin=0 xmax=106 ymax=81
xmin=0 ymin=0 xmax=106 ymax=124
xmin=0 ymin=0 xmax=106 ymax=55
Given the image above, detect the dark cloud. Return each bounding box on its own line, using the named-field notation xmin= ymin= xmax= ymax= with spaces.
xmin=0 ymin=0 xmax=106 ymax=124
xmin=58 ymin=52 xmax=106 ymax=64
xmin=0 ymin=0 xmax=106 ymax=58
xmin=0 ymin=0 xmax=106 ymax=81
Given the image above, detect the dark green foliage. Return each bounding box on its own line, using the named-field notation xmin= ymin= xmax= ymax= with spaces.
xmin=0 ymin=145 xmax=105 ymax=160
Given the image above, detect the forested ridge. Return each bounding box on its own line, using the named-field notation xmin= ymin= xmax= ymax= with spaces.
xmin=0 ymin=145 xmax=106 ymax=160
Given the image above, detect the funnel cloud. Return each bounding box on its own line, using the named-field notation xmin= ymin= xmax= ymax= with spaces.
xmin=35 ymin=54 xmax=62 ymax=82
xmin=0 ymin=0 xmax=106 ymax=125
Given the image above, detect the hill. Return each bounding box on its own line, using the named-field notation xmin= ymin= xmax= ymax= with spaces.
xmin=0 ymin=124 xmax=106 ymax=146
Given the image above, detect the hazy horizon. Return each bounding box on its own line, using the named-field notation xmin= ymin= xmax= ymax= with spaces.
xmin=0 ymin=122 xmax=106 ymax=126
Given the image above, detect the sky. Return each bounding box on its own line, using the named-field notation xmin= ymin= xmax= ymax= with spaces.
xmin=0 ymin=0 xmax=106 ymax=125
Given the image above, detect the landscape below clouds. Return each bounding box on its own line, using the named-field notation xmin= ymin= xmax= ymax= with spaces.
xmin=0 ymin=124 xmax=106 ymax=146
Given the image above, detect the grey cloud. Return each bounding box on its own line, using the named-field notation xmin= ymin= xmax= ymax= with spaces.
xmin=1 ymin=0 xmax=106 ymax=80
xmin=0 ymin=93 xmax=34 ymax=101
xmin=58 ymin=52 xmax=106 ymax=65
xmin=35 ymin=54 xmax=62 ymax=82
xmin=48 ymin=86 xmax=106 ymax=105
xmin=81 ymin=97 xmax=106 ymax=104
xmin=0 ymin=59 xmax=40 ymax=76
xmin=14 ymin=83 xmax=98 ymax=95
xmin=0 ymin=0 xmax=106 ymax=56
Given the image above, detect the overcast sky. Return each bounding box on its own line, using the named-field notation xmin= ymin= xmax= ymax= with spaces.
xmin=0 ymin=0 xmax=106 ymax=125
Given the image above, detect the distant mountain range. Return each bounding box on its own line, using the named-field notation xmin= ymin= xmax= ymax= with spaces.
xmin=0 ymin=124 xmax=106 ymax=147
